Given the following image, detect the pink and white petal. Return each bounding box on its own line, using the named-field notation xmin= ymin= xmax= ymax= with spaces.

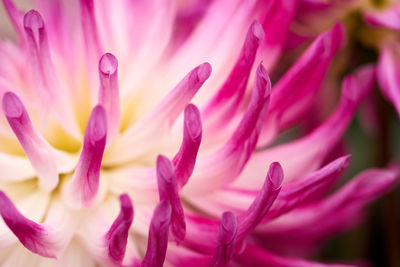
xmin=256 ymin=166 xmax=400 ymax=253
xmin=105 ymin=62 xmax=211 ymax=165
xmin=235 ymin=65 xmax=374 ymax=189
xmin=183 ymin=64 xmax=271 ymax=195
xmin=184 ymin=155 xmax=350 ymax=219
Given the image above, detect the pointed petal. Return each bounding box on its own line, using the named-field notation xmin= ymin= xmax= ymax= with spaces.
xmin=141 ymin=200 xmax=171 ymax=267
xmin=172 ymin=104 xmax=202 ymax=188
xmin=157 ymin=155 xmax=186 ymax=243
xmin=2 ymin=92 xmax=59 ymax=190
xmin=67 ymin=105 xmax=107 ymax=208
xmin=104 ymin=194 xmax=134 ymax=265
xmin=2 ymin=0 xmax=25 ymax=41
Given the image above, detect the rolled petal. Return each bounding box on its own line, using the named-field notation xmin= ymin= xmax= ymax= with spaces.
xmin=209 ymin=211 xmax=237 ymax=267
xmin=172 ymin=103 xmax=202 ymax=188
xmin=98 ymin=53 xmax=121 ymax=145
xmin=258 ymin=166 xmax=400 ymax=253
xmin=237 ymin=65 xmax=374 ymax=189
xmin=236 ymin=162 xmax=283 ymax=241
xmin=0 ymin=191 xmax=59 ymax=258
xmin=2 ymin=91 xmax=58 ymax=190
xmin=104 ymin=194 xmax=134 ymax=265
xmin=203 ymin=20 xmax=264 ymax=127
xmin=23 ymin=9 xmax=80 ymax=138
xmin=259 ymin=23 xmax=345 ymax=144
xmin=141 ymin=200 xmax=172 ymax=267
xmin=157 ymin=155 xmax=186 ymax=243
xmin=184 ymin=63 xmax=271 ymax=194
xmin=67 ymin=105 xmax=107 ymax=208
xmin=106 ymin=62 xmax=211 ymax=165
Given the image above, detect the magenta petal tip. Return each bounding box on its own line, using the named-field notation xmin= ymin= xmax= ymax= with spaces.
xmin=99 ymin=53 xmax=118 ymax=76
xmin=196 ymin=62 xmax=212 ymax=82
xmin=250 ymin=20 xmax=265 ymax=44
xmin=23 ymin=9 xmax=44 ymax=30
xmin=268 ymin=162 xmax=284 ymax=191
xmin=2 ymin=91 xmax=23 ymax=118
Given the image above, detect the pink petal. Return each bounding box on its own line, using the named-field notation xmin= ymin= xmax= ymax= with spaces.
xmin=67 ymin=105 xmax=107 ymax=207
xmin=2 ymin=0 xmax=25 ymax=42
xmin=141 ymin=200 xmax=171 ymax=267
xmin=104 ymin=194 xmax=134 ymax=265
xmin=209 ymin=211 xmax=237 ymax=267
xmin=106 ymin=62 xmax=211 ymax=165
xmin=172 ymin=103 xmax=202 ymax=188
xmin=98 ymin=52 xmax=121 ymax=145
xmin=2 ymin=91 xmax=59 ymax=190
xmin=377 ymin=43 xmax=400 ymax=117
xmin=365 ymin=6 xmax=400 ymax=30
xmin=157 ymin=155 xmax=186 ymax=243
xmin=0 ymin=191 xmax=58 ymax=258
xmin=184 ymin=63 xmax=271 ymax=194
xmin=79 ymin=0 xmax=102 ymax=56
xmin=203 ymin=20 xmax=264 ymax=127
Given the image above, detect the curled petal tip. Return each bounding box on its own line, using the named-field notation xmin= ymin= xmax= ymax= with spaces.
xmin=99 ymin=53 xmax=118 ymax=76
xmin=196 ymin=62 xmax=212 ymax=82
xmin=2 ymin=91 xmax=23 ymax=118
xmin=250 ymin=20 xmax=265 ymax=44
xmin=23 ymin=9 xmax=44 ymax=30
xmin=210 ymin=211 xmax=237 ymax=267
xmin=184 ymin=104 xmax=202 ymax=141
xmin=268 ymin=162 xmax=284 ymax=191
xmin=220 ymin=211 xmax=237 ymax=245
xmin=88 ymin=105 xmax=107 ymax=144
xmin=106 ymin=193 xmax=134 ymax=264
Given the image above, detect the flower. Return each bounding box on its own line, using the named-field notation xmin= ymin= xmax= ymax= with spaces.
xmin=0 ymin=0 xmax=398 ymax=266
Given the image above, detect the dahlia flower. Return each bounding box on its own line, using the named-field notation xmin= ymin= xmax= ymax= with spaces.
xmin=0 ymin=0 xmax=398 ymax=266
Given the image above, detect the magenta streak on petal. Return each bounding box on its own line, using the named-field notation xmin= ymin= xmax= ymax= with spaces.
xmin=0 ymin=191 xmax=56 ymax=258
xmin=105 ymin=194 xmax=133 ymax=265
xmin=183 ymin=63 xmax=271 ymax=194
xmin=68 ymin=105 xmax=107 ymax=207
xmin=172 ymin=104 xmax=202 ymax=188
xmin=365 ymin=7 xmax=400 ymax=31
xmin=209 ymin=211 xmax=237 ymax=267
xmin=157 ymin=155 xmax=186 ymax=243
xmin=141 ymin=200 xmax=171 ymax=267
xmin=262 ymin=23 xmax=345 ymax=139
xmin=2 ymin=0 xmax=25 ymax=42
xmin=98 ymin=53 xmax=120 ymax=146
xmin=264 ymin=155 xmax=350 ymax=221
xmin=2 ymin=91 xmax=58 ymax=190
xmin=107 ymin=62 xmax=211 ymax=165
xmin=225 ymin=63 xmax=271 ymax=169
xmin=79 ymin=0 xmax=102 ymax=56
xmin=236 ymin=162 xmax=283 ymax=242
xmin=203 ymin=20 xmax=264 ymax=125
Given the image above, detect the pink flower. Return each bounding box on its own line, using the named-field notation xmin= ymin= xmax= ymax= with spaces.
xmin=0 ymin=0 xmax=398 ymax=266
